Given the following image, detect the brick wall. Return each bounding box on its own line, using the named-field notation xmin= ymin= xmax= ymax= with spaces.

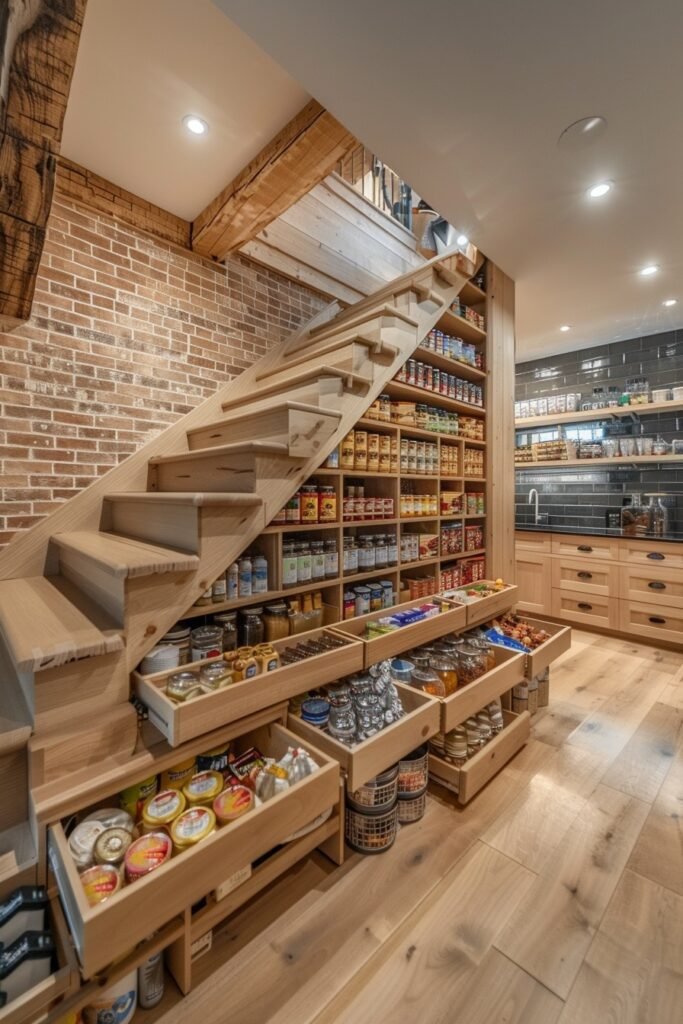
xmin=0 ymin=196 xmax=326 ymax=549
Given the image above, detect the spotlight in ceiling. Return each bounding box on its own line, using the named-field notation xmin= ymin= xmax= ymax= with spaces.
xmin=587 ymin=180 xmax=613 ymax=199
xmin=663 ymin=298 xmax=677 ymax=307
xmin=640 ymin=265 xmax=659 ymax=277
xmin=558 ymin=115 xmax=607 ymax=150
xmin=183 ymin=115 xmax=208 ymax=136
xmin=456 ymin=234 xmax=469 ymax=247
xmin=560 ymin=325 xmax=571 ymax=332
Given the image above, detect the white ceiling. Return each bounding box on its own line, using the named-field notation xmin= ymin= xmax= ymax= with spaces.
xmin=61 ymin=0 xmax=309 ymax=221
xmin=213 ymin=0 xmax=683 ymax=360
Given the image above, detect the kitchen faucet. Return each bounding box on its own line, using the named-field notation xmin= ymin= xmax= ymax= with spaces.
xmin=528 ymin=488 xmax=541 ymax=524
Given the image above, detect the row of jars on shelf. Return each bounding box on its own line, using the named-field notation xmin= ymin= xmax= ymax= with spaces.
xmin=395 ymin=359 xmax=484 ymax=407
xmin=430 ymin=700 xmax=504 ymax=766
xmin=421 ymin=328 xmax=484 ymax=367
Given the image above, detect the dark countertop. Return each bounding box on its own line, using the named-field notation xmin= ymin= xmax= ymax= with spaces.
xmin=515 ymin=522 xmax=683 ymax=542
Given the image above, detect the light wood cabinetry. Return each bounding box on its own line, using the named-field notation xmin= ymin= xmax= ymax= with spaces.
xmin=515 ymin=532 xmax=683 ymax=645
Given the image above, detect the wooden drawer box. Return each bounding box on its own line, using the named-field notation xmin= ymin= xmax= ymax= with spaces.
xmin=287 ymin=684 xmax=440 ymax=791
xmin=618 ymin=539 xmax=683 ymax=571
xmin=445 ymin=582 xmax=519 ymax=626
xmin=618 ymin=565 xmax=683 ymax=609
xmin=551 ymin=588 xmax=619 ymax=630
xmin=515 ymin=531 xmax=552 ymax=554
xmin=618 ymin=600 xmax=683 ymax=645
xmin=134 ymin=627 xmax=364 ymax=746
xmin=517 ymin=617 xmax=572 ymax=678
xmin=329 ymin=596 xmax=466 ymax=668
xmin=440 ymin=648 xmax=525 ymax=733
xmin=48 ymin=722 xmax=340 ymax=977
xmin=429 ymin=710 xmax=530 ymax=804
xmin=551 ymin=535 xmax=620 ymax=561
xmin=551 ymin=557 xmax=617 ymax=597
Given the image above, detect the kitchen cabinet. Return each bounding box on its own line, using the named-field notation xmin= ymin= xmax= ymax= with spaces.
xmin=515 ymin=551 xmax=552 ymax=615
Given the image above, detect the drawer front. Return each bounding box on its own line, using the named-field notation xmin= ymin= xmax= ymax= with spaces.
xmin=618 ymin=601 xmax=683 ymax=645
xmin=551 ymin=588 xmax=619 ymax=629
xmin=551 ymin=557 xmax=617 ymax=597
xmin=515 ymin=532 xmax=552 ymax=554
xmin=448 ymin=583 xmax=519 ymax=626
xmin=519 ymin=617 xmax=572 ymax=678
xmin=331 ymin=597 xmax=467 ymax=668
xmin=619 ymin=565 xmax=683 ymax=609
xmin=515 ymin=554 xmax=552 ymax=615
xmin=48 ymin=723 xmax=340 ymax=977
xmin=619 ymin=539 xmax=683 ymax=570
xmin=441 ymin=648 xmax=525 ymax=732
xmin=429 ymin=710 xmax=530 ymax=805
xmin=551 ymin=535 xmax=620 ymax=561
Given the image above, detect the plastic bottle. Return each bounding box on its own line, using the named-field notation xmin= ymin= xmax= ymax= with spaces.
xmin=138 ymin=951 xmax=164 ymax=1009
xmin=226 ymin=562 xmax=239 ymax=600
xmin=238 ymin=556 xmax=252 ymax=597
xmin=252 ymin=554 xmax=268 ymax=594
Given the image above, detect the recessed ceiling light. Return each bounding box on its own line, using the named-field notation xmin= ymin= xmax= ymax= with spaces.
xmin=183 ymin=115 xmax=208 ymax=136
xmin=456 ymin=234 xmax=468 ymax=246
xmin=558 ymin=115 xmax=607 ymax=150
xmin=663 ymin=298 xmax=677 ymax=307
xmin=560 ymin=325 xmax=571 ymax=332
xmin=587 ymin=181 xmax=613 ymax=199
xmin=640 ymin=264 xmax=659 ymax=276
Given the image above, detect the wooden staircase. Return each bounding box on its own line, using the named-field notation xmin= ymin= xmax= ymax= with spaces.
xmin=0 ymin=249 xmax=476 ymax=889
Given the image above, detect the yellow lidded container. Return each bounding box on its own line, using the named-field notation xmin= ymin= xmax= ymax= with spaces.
xmin=141 ymin=788 xmax=186 ymax=833
xmin=171 ymin=807 xmax=216 ymax=852
xmin=119 ymin=774 xmax=158 ymax=820
xmin=160 ymin=758 xmax=197 ymax=791
xmin=182 ymin=770 xmax=223 ymax=807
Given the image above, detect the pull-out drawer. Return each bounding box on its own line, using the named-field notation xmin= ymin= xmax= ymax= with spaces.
xmin=429 ymin=710 xmax=530 ymax=804
xmin=515 ymin=531 xmax=552 ymax=554
xmin=48 ymin=722 xmax=339 ymax=978
xmin=618 ymin=565 xmax=683 ymax=609
xmin=618 ymin=601 xmax=683 ymax=645
xmin=551 ymin=588 xmax=619 ymax=630
xmin=287 ymin=684 xmax=440 ymax=791
xmin=551 ymin=535 xmax=620 ymax=561
xmin=440 ymin=648 xmax=525 ymax=733
xmin=552 ymin=557 xmax=618 ymax=597
xmin=619 ymin=539 xmax=683 ymax=570
xmin=445 ymin=582 xmax=519 ymax=626
xmin=517 ymin=617 xmax=572 ymax=678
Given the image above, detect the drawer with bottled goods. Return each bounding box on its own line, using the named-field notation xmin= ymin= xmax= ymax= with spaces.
xmin=444 ymin=580 xmax=518 ymax=625
xmin=429 ymin=710 xmax=530 ymax=805
xmin=439 ymin=647 xmax=525 ymax=733
xmin=618 ymin=564 xmax=683 ymax=608
xmin=287 ymin=683 xmax=440 ymax=792
xmin=47 ymin=722 xmax=340 ymax=978
xmin=133 ymin=626 xmax=364 ymax=747
xmin=329 ymin=596 xmax=466 ymax=667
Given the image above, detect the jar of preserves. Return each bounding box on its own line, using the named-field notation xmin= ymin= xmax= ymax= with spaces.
xmin=285 ymin=492 xmax=301 ymax=523
xmin=410 ymin=657 xmax=446 ymax=698
xmin=318 ymin=484 xmax=337 ymax=522
xmin=311 ymin=540 xmax=325 ymax=581
xmin=300 ymin=484 xmax=319 ymax=523
xmin=240 ymin=607 xmax=264 ymax=647
xmin=429 ymin=654 xmax=458 ymax=695
xmin=282 ymin=541 xmax=298 ymax=588
xmin=456 ymin=645 xmax=486 ymax=686
xmin=190 ymin=626 xmax=223 ymax=663
xmin=469 ymin=637 xmax=495 ymax=672
xmin=324 ymin=538 xmax=338 ymax=579
xmin=264 ymin=602 xmax=289 ymax=641
xmin=213 ymin=611 xmax=238 ymax=652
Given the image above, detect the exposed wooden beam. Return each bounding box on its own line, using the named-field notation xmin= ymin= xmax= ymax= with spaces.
xmin=0 ymin=0 xmax=87 ymax=332
xmin=191 ymin=98 xmax=356 ymax=260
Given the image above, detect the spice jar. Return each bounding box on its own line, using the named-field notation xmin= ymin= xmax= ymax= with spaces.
xmin=199 ymin=662 xmax=232 ymax=691
xmin=264 ymin=602 xmax=289 ymax=641
xmin=190 ymin=625 xmax=223 ymax=662
xmin=318 ymin=485 xmax=337 ymax=522
xmin=213 ymin=611 xmax=238 ymax=652
xmin=239 ymin=607 xmax=264 ymax=647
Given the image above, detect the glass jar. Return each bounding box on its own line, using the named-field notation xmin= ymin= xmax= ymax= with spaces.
xmin=213 ymin=611 xmax=238 ymax=652
xmin=327 ymin=701 xmax=357 ymax=746
xmin=324 ymin=538 xmax=338 ymax=579
xmin=456 ymin=645 xmax=486 ymax=686
xmin=239 ymin=607 xmax=264 ymax=647
xmin=161 ymin=623 xmax=191 ymax=665
xmin=282 ymin=542 xmax=298 ymax=588
xmin=465 ymin=717 xmax=482 ymax=756
xmin=296 ymin=542 xmax=312 ymax=583
xmin=318 ymin=485 xmax=337 ymax=522
xmin=429 ymin=654 xmax=459 ymax=695
xmin=374 ymin=534 xmax=388 ymax=569
xmin=263 ymin=602 xmax=289 ymax=642
xmin=311 ymin=540 xmax=325 ymax=581
xmin=469 ymin=638 xmax=495 ymax=672
xmin=300 ymin=484 xmax=319 ymax=523
xmin=444 ymin=726 xmax=468 ymax=767
xmin=411 ymin=660 xmax=446 ymax=698
xmin=190 ymin=625 xmax=223 ymax=662
xmin=285 ymin=492 xmax=301 ymax=524
xmin=390 ymin=659 xmax=414 ymax=685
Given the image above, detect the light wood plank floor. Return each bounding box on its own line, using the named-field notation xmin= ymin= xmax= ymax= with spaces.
xmin=149 ymin=630 xmax=683 ymax=1024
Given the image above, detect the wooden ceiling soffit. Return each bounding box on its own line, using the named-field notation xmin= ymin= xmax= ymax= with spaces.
xmin=191 ymin=98 xmax=357 ymax=260
xmin=0 ymin=0 xmax=88 ymax=332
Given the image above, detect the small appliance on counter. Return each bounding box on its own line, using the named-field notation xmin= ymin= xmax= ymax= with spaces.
xmin=620 ymin=493 xmax=674 ymax=537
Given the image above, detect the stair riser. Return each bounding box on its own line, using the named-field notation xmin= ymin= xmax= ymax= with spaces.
xmin=107 ymin=501 xmax=201 ymax=554
xmin=33 ymin=651 xmax=129 ymax=736
xmin=255 ymin=343 xmax=374 ymax=387
xmin=224 ymin=376 xmax=346 ymax=416
xmin=300 ymin=312 xmax=416 ymax=353
xmin=187 ymin=407 xmax=339 ymax=458
xmin=150 ymin=452 xmax=299 ymax=495
xmin=59 ymin=549 xmax=127 ymax=628
xmin=29 ymin=703 xmax=138 ymax=784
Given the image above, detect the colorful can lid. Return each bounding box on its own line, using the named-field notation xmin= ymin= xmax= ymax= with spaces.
xmin=213 ymin=786 xmax=253 ymax=823
xmin=124 ymin=833 xmax=172 ymax=880
xmin=142 ymin=788 xmax=186 ymax=826
xmin=171 ymin=808 xmax=216 ymax=847
xmin=182 ymin=771 xmax=223 ymax=805
xmin=94 ymin=827 xmax=133 ymax=867
xmin=80 ymin=864 xmax=121 ymax=906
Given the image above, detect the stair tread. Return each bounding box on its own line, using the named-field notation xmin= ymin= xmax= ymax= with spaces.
xmin=53 ymin=531 xmax=200 ymax=579
xmin=188 ymin=401 xmax=342 ymax=436
xmin=309 ymin=303 xmax=420 ymax=338
xmin=104 ymin=492 xmax=265 ymax=507
xmin=148 ymin=441 xmax=292 ymax=467
xmin=0 ymin=576 xmax=124 ymax=672
xmin=0 ymin=642 xmax=32 ymax=754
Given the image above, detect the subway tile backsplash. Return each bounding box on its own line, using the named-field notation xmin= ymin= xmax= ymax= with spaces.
xmin=516 ymin=328 xmax=683 ymax=538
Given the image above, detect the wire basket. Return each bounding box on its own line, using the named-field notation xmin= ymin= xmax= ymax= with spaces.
xmin=397 ymin=744 xmax=429 ymax=796
xmin=347 ymin=764 xmax=399 ymax=814
xmin=346 ymin=803 xmax=398 ymax=854
xmin=397 ymin=791 xmax=427 ymax=824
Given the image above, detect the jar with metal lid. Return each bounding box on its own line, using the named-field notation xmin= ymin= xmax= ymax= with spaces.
xmin=311 ymin=540 xmax=325 ymax=581
xmin=264 ymin=602 xmax=289 ymax=641
xmin=282 ymin=541 xmax=298 ymax=588
xmin=410 ymin=660 xmax=446 ymax=698
xmin=318 ymin=485 xmax=337 ymax=522
xmin=300 ymin=484 xmax=319 ymax=523
xmin=285 ymin=492 xmax=301 ymax=523
xmin=94 ymin=827 xmax=133 ymax=870
xmin=324 ymin=538 xmax=338 ymax=579
xmin=468 ymin=637 xmax=496 ymax=672
xmin=213 ymin=611 xmax=238 ymax=652
xmin=456 ymin=645 xmax=486 ymax=686
xmin=170 ymin=808 xmax=216 ymax=852
xmin=296 ymin=542 xmax=312 ymax=583
xmin=199 ymin=662 xmax=232 ymax=691
xmin=429 ymin=654 xmax=458 ymax=695
xmin=190 ymin=625 xmax=223 ymax=663
xmin=239 ymin=607 xmax=264 ymax=647
xmin=166 ymin=670 xmax=202 ymax=702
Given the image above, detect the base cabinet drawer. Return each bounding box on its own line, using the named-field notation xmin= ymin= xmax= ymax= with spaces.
xmin=515 ymin=531 xmax=552 ymax=554
xmin=551 ymin=535 xmax=620 ymax=561
xmin=618 ymin=601 xmax=683 ymax=645
xmin=619 ymin=540 xmax=683 ymax=570
xmin=552 ymin=557 xmax=617 ymax=597
xmin=618 ymin=565 xmax=683 ymax=608
xmin=551 ymin=588 xmax=619 ymax=630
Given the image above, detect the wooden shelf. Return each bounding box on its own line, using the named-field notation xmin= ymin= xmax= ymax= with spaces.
xmin=342 ymin=470 xmax=397 ymax=478
xmin=414 ymin=345 xmax=487 ymax=382
xmin=464 ymin=476 xmax=487 ymax=482
xmin=355 ymin=417 xmax=398 ymax=433
xmin=384 ymin=380 xmax=486 ymax=417
xmin=400 ymin=472 xmax=441 ymax=480
xmin=441 ymin=548 xmax=487 ymax=561
xmin=343 ymin=518 xmax=398 ymax=528
xmin=342 ymin=565 xmax=399 ymax=585
xmin=399 ymin=556 xmax=441 ymax=572
xmin=460 ymin=280 xmax=487 ymax=306
xmin=397 ymin=424 xmax=459 ymax=441
xmin=437 ymin=308 xmax=487 ymax=344
xmin=182 ymin=578 xmax=341 ymax=621
xmin=515 ymin=398 xmax=683 ymax=429
xmin=514 ymin=454 xmax=683 ymax=470
xmin=264 ymin=521 xmax=341 ymax=534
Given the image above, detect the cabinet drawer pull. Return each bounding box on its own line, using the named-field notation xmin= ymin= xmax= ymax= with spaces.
xmin=577 ymin=545 xmax=593 ymax=553
xmin=577 ymin=571 xmax=593 ymax=580
xmin=578 ymin=602 xmax=593 ymax=611
xmin=648 ymin=581 xmax=666 ymax=590
xmin=649 ymin=616 xmax=666 ymax=625
xmin=647 ymin=552 xmax=665 ymax=560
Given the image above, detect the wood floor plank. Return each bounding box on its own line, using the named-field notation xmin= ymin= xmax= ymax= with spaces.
xmin=494 ymin=784 xmax=650 ymax=999
xmin=480 ymin=744 xmax=610 ymax=872
xmin=448 ymin=949 xmax=564 ymax=1024
xmin=314 ymin=843 xmax=536 ymax=1024
xmin=531 ymin=700 xmax=593 ymax=748
xmin=558 ymin=870 xmax=683 ymax=1024
xmin=626 ymin=752 xmax=683 ymax=896
xmin=601 ymin=702 xmax=683 ymax=803
xmin=659 ymin=663 xmax=683 ymax=711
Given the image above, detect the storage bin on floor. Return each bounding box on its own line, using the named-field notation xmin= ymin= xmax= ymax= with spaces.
xmin=397 ymin=790 xmax=427 ymax=824
xmin=346 ymin=803 xmax=398 ymax=854
xmin=397 ymin=744 xmax=429 ymax=797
